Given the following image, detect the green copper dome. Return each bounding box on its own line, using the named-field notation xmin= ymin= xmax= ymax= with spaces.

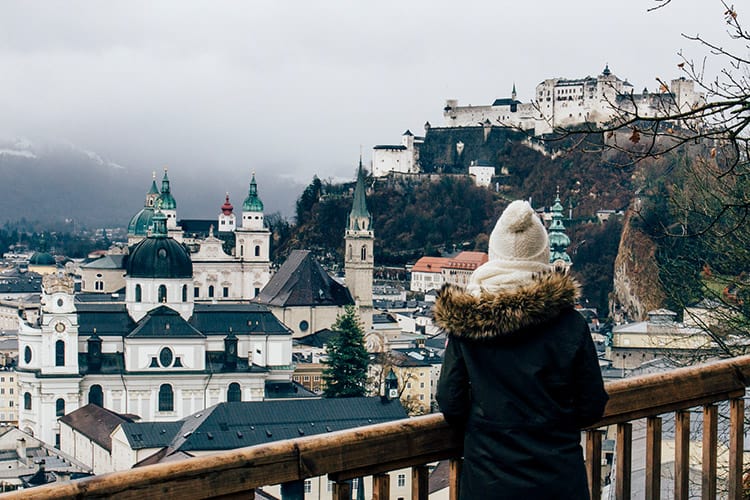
xmin=242 ymin=173 xmax=264 ymax=212
xmin=548 ymin=190 xmax=572 ymax=265
xmin=158 ymin=170 xmax=177 ymax=210
xmin=347 ymin=158 xmax=371 ymax=231
xmin=29 ymin=252 xmax=55 ymax=266
xmin=128 ymin=208 xmax=155 ymax=236
xmin=127 ymin=212 xmax=192 ymax=279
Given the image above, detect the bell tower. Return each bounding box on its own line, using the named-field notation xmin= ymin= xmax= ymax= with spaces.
xmin=344 ymin=159 xmax=374 ymax=329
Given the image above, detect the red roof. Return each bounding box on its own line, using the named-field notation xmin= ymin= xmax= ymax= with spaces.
xmin=443 ymin=251 xmax=488 ymax=271
xmin=411 ymin=256 xmax=451 ymax=273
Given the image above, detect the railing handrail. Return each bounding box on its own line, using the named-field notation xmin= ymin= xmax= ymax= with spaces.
xmin=6 ymin=354 xmax=750 ymax=500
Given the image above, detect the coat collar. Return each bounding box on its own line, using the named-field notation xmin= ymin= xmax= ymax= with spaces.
xmin=433 ymin=272 xmax=580 ymax=340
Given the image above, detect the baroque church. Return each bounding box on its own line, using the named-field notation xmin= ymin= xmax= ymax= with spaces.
xmin=17 ymin=167 xmax=374 ymax=447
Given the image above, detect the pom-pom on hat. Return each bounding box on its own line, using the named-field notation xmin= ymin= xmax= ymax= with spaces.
xmin=488 ymin=200 xmax=550 ymax=264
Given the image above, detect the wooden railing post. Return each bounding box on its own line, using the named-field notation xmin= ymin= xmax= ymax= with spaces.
xmin=645 ymin=416 xmax=662 ymax=500
xmin=615 ymin=422 xmax=632 ymax=500
xmin=412 ymin=465 xmax=429 ymax=500
xmin=702 ymin=404 xmax=717 ymax=500
xmin=449 ymin=458 xmax=462 ymax=500
xmin=728 ymin=397 xmax=744 ymax=500
xmin=585 ymin=429 xmax=603 ymax=500
xmin=372 ymin=473 xmax=390 ymax=500
xmin=674 ymin=410 xmax=690 ymax=500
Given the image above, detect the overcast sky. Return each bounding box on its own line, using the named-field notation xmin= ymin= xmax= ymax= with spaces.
xmin=0 ymin=0 xmax=733 ymax=215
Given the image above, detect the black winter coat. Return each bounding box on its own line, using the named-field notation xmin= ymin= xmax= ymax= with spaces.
xmin=435 ymin=273 xmax=608 ymax=500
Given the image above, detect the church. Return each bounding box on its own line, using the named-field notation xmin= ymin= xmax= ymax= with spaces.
xmin=16 ymin=166 xmax=375 ymax=447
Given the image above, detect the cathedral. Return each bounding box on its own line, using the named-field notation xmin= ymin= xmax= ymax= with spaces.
xmin=16 ymin=167 xmax=374 ymax=447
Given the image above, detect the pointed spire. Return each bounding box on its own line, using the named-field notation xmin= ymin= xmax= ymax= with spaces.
xmin=511 ymin=82 xmax=517 ymax=100
xmin=158 ymin=168 xmax=177 ymax=209
xmin=243 ymin=171 xmax=264 ymax=212
xmin=148 ymin=171 xmax=159 ymax=195
xmin=348 ymin=158 xmax=371 ymax=231
xmin=221 ymin=193 xmax=234 ymax=215
xmin=548 ymin=188 xmax=571 ymax=266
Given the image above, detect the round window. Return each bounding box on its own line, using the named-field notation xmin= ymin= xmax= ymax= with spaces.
xmin=57 ymin=298 xmax=64 ymax=307
xmin=299 ymin=320 xmax=309 ymax=332
xmin=158 ymin=248 xmax=167 ymax=258
xmin=159 ymin=347 xmax=173 ymax=367
xmin=24 ymin=346 xmax=32 ymax=364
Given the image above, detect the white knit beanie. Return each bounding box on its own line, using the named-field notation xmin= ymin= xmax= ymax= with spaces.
xmin=488 ymin=200 xmax=550 ymax=264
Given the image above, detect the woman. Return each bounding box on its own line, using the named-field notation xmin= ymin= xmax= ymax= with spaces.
xmin=435 ymin=200 xmax=608 ymax=500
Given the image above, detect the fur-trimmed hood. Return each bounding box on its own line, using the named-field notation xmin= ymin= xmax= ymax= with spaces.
xmin=434 ymin=272 xmax=580 ymax=340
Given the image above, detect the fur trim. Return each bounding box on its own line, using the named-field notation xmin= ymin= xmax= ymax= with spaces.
xmin=434 ymin=272 xmax=580 ymax=340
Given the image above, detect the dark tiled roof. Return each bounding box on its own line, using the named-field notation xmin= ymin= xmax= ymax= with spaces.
xmin=294 ymin=328 xmax=336 ymax=348
xmin=80 ymin=254 xmax=127 ymax=270
xmin=264 ymin=381 xmax=318 ymax=399
xmin=256 ymin=250 xmax=353 ymax=308
xmin=77 ymin=304 xmax=134 ymax=336
xmin=172 ymin=397 xmax=407 ymax=452
xmin=59 ymin=404 xmax=135 ymax=451
xmin=491 ymin=98 xmax=521 ymax=106
xmin=190 ymin=303 xmax=291 ymax=336
xmin=128 ymin=306 xmax=204 ymax=338
xmin=373 ymin=144 xmax=407 ymax=150
xmin=120 ymin=421 xmax=183 ymax=449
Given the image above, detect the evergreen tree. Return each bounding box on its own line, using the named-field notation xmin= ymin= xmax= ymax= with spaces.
xmin=322 ymin=306 xmax=369 ymax=398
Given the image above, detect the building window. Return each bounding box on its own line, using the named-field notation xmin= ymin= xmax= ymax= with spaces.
xmin=56 ymin=398 xmax=65 ymax=417
xmin=254 ymin=245 xmax=260 ymax=257
xmin=361 ymin=245 xmax=367 ymax=261
xmin=182 ymin=285 xmax=188 ymax=302
xmin=89 ymin=385 xmax=103 ymax=406
xmin=397 ymin=474 xmax=406 ymax=487
xmin=299 ymin=320 xmax=309 ymax=332
xmin=24 ymin=346 xmax=32 ymax=364
xmin=55 ymin=433 xmax=60 ymax=449
xmin=158 ymin=284 xmax=167 ymax=303
xmin=194 ymin=286 xmax=200 ymax=298
xmin=159 ymin=347 xmax=174 ymax=367
xmin=23 ymin=392 xmax=31 ymax=410
xmin=254 ymin=287 xmax=260 ymax=297
xmin=223 ymin=287 xmax=229 ymax=298
xmin=55 ymin=340 xmax=65 ymax=367
xmin=135 ymin=284 xmax=142 ymax=303
xmin=304 ymin=480 xmax=311 ymax=493
xmin=208 ymin=285 xmax=214 ymax=298
xmin=227 ymin=383 xmax=241 ymax=402
xmin=159 ymin=384 xmax=174 ymax=412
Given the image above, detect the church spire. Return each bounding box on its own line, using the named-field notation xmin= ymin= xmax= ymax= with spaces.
xmin=511 ymin=82 xmax=517 ymax=100
xmin=158 ymin=168 xmax=177 ymax=210
xmin=548 ymin=187 xmax=572 ymax=272
xmin=347 ymin=158 xmax=371 ymax=231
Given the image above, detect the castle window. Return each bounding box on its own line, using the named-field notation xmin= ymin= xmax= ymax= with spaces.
xmin=208 ymin=286 xmax=214 ymax=298
xmin=56 ymin=398 xmax=65 ymax=417
xmin=227 ymin=383 xmax=241 ymax=402
xmin=361 ymin=245 xmax=367 ymax=261
xmin=135 ymin=284 xmax=142 ymax=303
xmin=158 ymin=384 xmax=174 ymax=412
xmin=254 ymin=245 xmax=260 ymax=257
xmin=23 ymin=392 xmax=31 ymax=410
xmin=55 ymin=340 xmax=65 ymax=367
xmin=158 ymin=285 xmax=167 ymax=303
xmin=182 ymin=285 xmax=188 ymax=302
xmin=89 ymin=385 xmax=103 ymax=406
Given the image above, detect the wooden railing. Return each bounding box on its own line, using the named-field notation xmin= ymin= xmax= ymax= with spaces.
xmin=5 ymin=355 xmax=750 ymax=500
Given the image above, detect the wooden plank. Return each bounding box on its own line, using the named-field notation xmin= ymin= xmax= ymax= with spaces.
xmin=332 ymin=480 xmax=350 ymax=500
xmin=412 ymin=465 xmax=429 ymax=500
xmin=372 ymin=473 xmax=390 ymax=500
xmin=645 ymin=416 xmax=661 ymax=500
xmin=585 ymin=429 xmax=603 ymax=500
xmin=674 ymin=410 xmax=690 ymax=500
xmin=702 ymin=405 xmax=717 ymax=500
xmin=449 ymin=458 xmax=462 ymax=500
xmin=615 ymin=422 xmax=632 ymax=500
xmin=728 ymin=398 xmax=744 ymax=500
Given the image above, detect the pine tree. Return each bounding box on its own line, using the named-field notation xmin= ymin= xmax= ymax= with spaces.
xmin=322 ymin=306 xmax=369 ymax=398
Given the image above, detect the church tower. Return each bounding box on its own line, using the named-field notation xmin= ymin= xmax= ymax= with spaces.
xmin=218 ymin=193 xmax=236 ymax=232
xmin=548 ymin=188 xmax=572 ymax=273
xmin=345 ymin=159 xmax=374 ymax=329
xmin=235 ymin=173 xmax=271 ymax=299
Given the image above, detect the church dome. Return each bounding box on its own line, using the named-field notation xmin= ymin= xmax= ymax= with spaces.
xmin=243 ymin=174 xmax=264 ymax=212
xmin=128 ymin=207 xmax=155 ymax=236
xmin=127 ymin=237 xmax=192 ymax=279
xmin=127 ymin=212 xmax=191 ymax=279
xmin=29 ymin=252 xmax=55 ymax=266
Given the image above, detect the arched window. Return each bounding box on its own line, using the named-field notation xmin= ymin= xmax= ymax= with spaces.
xmin=208 ymin=285 xmax=214 ymax=298
xmin=135 ymin=284 xmax=142 ymax=303
xmin=254 ymin=245 xmax=260 ymax=257
xmin=88 ymin=385 xmax=103 ymax=406
xmin=227 ymin=383 xmax=241 ymax=402
xmin=158 ymin=384 xmax=174 ymax=412
xmin=182 ymin=285 xmax=188 ymax=302
xmin=361 ymin=245 xmax=367 ymax=261
xmin=55 ymin=340 xmax=65 ymax=367
xmin=56 ymin=398 xmax=65 ymax=417
xmin=23 ymin=392 xmax=31 ymax=410
xmin=158 ymin=285 xmax=167 ymax=303
xmin=347 ymin=244 xmax=352 ymax=259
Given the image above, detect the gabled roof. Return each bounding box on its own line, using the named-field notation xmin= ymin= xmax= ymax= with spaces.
xmin=294 ymin=328 xmax=337 ymax=348
xmin=411 ymin=256 xmax=451 ymax=274
xmin=256 ymin=250 xmax=353 ymax=307
xmin=80 ymin=254 xmax=127 ymax=270
xmin=190 ymin=303 xmax=291 ymax=336
xmin=59 ymin=404 xmax=136 ymax=452
xmin=120 ymin=421 xmax=183 ymax=449
xmin=128 ymin=306 xmax=204 ymax=338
